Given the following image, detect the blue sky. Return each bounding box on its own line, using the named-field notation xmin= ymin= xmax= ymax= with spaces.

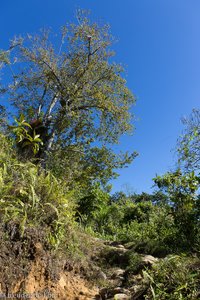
xmin=1 ymin=0 xmax=200 ymax=194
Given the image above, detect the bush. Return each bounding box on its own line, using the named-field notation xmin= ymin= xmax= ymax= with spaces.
xmin=0 ymin=134 xmax=76 ymax=249
xmin=114 ymin=206 xmax=178 ymax=256
xmin=144 ymin=255 xmax=200 ymax=299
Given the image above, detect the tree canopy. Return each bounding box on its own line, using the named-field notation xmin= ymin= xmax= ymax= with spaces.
xmin=0 ymin=11 xmax=137 ymax=184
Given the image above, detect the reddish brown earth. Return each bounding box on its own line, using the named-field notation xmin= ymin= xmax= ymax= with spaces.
xmin=13 ymin=264 xmax=98 ymax=300
xmin=0 ymin=225 xmax=100 ymax=300
xmin=0 ymin=248 xmax=99 ymax=300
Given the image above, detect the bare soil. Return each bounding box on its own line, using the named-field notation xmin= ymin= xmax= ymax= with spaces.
xmin=0 ymin=223 xmax=99 ymax=300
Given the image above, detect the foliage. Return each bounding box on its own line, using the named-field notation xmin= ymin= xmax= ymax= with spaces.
xmin=10 ymin=114 xmax=44 ymax=158
xmin=80 ymin=187 xmax=180 ymax=255
xmin=47 ymin=145 xmax=136 ymax=188
xmin=0 ymin=105 xmax=7 ymax=132
xmin=77 ymin=183 xmax=124 ymax=235
xmin=154 ymin=170 xmax=200 ymax=248
xmin=145 ymin=255 xmax=200 ymax=299
xmin=177 ymin=108 xmax=200 ymax=173
xmin=1 ymin=10 xmax=137 ymax=185
xmin=116 ymin=206 xmax=178 ymax=256
xmin=0 ymin=134 xmax=76 ymax=249
xmin=0 ymin=49 xmax=10 ymax=67
xmin=80 ymin=175 xmax=199 ymax=255
xmin=125 ymin=252 xmax=143 ymax=275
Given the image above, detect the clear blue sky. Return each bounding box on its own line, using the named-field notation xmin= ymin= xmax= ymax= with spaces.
xmin=1 ymin=0 xmax=200 ymax=194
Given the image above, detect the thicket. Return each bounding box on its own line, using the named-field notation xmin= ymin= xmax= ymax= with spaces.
xmin=0 ymin=133 xmax=77 ymax=250
xmin=78 ymin=176 xmax=200 ymax=256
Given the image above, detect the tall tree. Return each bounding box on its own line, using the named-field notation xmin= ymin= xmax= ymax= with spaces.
xmin=1 ymin=11 xmax=137 ymax=183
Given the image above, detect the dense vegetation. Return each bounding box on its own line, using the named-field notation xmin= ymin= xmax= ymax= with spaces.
xmin=0 ymin=11 xmax=199 ymax=299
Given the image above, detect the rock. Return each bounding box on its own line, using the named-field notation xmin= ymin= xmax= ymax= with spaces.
xmin=108 ymin=278 xmax=124 ymax=288
xmin=98 ymin=270 xmax=107 ymax=280
xmin=133 ymin=274 xmax=143 ymax=282
xmin=111 ymin=268 xmax=125 ymax=279
xmin=111 ymin=247 xmax=128 ymax=254
xmin=92 ymin=266 xmax=107 ymax=281
xmin=117 ymin=276 xmax=125 ymax=282
xmin=123 ymin=242 xmax=135 ymax=249
xmin=115 ymin=245 xmax=125 ymax=249
xmin=141 ymin=255 xmax=158 ymax=266
xmin=113 ymin=293 xmax=130 ymax=300
xmin=99 ymin=287 xmax=130 ymax=299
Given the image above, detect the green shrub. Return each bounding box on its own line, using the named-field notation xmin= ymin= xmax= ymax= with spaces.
xmin=115 ymin=206 xmax=178 ymax=256
xmin=0 ymin=134 xmax=76 ymax=249
xmin=144 ymin=255 xmax=200 ymax=299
